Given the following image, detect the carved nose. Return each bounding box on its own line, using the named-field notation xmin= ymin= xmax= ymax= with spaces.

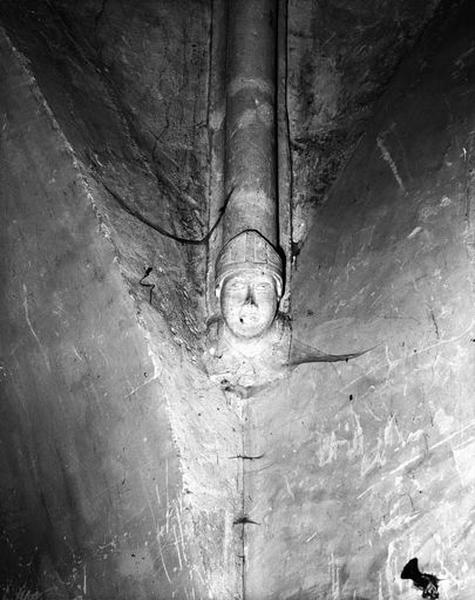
xmin=244 ymin=290 xmax=256 ymax=307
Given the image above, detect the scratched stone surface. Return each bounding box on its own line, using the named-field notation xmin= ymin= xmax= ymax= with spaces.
xmin=244 ymin=3 xmax=475 ymax=598
xmin=1 ymin=0 xmax=474 ymax=599
xmin=0 ymin=0 xmax=212 ymax=309
xmin=287 ymin=0 xmax=443 ymax=249
xmin=0 ymin=25 xmax=241 ymax=600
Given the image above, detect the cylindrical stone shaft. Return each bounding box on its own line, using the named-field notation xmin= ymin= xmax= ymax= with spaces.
xmin=224 ymin=0 xmax=278 ymax=246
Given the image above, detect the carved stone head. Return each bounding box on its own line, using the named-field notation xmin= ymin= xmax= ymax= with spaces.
xmin=215 ymin=230 xmax=283 ymax=339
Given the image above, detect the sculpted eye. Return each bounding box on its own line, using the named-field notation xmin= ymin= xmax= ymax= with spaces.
xmin=228 ymin=280 xmax=247 ymax=290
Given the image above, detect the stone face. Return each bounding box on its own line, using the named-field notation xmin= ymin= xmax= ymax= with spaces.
xmin=244 ymin=3 xmax=475 ymax=598
xmin=215 ymin=230 xmax=284 ymax=344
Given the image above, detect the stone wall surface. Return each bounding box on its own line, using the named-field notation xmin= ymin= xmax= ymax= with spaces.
xmin=287 ymin=0 xmax=444 ymax=248
xmin=0 ymin=0 xmax=212 ymax=306
xmin=0 ymin=25 xmax=240 ymax=600
xmin=1 ymin=0 xmax=474 ymax=599
xmin=244 ymin=2 xmax=475 ymax=598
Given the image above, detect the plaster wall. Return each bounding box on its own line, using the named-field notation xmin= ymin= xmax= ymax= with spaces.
xmin=244 ymin=4 xmax=475 ymax=598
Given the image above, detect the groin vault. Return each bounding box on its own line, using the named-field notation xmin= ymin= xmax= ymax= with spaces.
xmin=1 ymin=0 xmax=475 ymax=599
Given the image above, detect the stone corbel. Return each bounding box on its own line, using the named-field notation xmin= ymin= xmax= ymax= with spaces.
xmin=204 ymin=0 xmax=368 ymax=395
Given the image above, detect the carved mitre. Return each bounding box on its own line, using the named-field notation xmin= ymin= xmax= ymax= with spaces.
xmin=215 ymin=229 xmax=283 ymax=297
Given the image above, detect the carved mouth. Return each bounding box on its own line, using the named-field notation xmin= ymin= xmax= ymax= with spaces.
xmin=239 ymin=309 xmax=260 ymax=325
